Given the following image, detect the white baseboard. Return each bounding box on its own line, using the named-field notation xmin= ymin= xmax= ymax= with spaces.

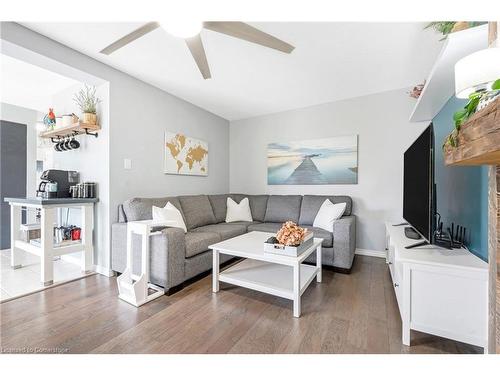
xmin=95 ymin=265 xmax=116 ymax=277
xmin=355 ymin=248 xmax=386 ymax=258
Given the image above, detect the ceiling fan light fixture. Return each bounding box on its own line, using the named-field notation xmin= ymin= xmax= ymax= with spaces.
xmin=160 ymin=19 xmax=202 ymax=39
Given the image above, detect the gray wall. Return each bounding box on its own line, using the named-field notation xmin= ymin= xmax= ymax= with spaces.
xmin=230 ymin=89 xmax=428 ymax=252
xmin=1 ymin=22 xmax=230 ymax=272
xmin=0 ymin=121 xmax=27 ymax=249
xmin=0 ymin=103 xmax=38 ymax=204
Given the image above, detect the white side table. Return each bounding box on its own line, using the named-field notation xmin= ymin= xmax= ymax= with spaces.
xmin=117 ymin=220 xmax=167 ymax=307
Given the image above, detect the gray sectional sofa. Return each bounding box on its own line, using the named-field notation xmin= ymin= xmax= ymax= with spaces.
xmin=112 ymin=194 xmax=356 ymax=293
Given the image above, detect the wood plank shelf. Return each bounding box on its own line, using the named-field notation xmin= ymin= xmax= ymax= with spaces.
xmin=444 ymin=99 xmax=500 ymax=166
xmin=39 ymin=120 xmax=100 ymax=139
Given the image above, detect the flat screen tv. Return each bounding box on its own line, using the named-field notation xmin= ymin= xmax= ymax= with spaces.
xmin=403 ymin=124 xmax=435 ymax=242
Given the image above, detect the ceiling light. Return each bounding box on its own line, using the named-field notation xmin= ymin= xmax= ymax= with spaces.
xmin=160 ymin=19 xmax=202 ymax=39
xmin=455 ymin=48 xmax=500 ymax=98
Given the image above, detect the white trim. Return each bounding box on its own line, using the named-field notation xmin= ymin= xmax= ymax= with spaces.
xmin=355 ymin=248 xmax=386 ymax=258
xmin=62 ymin=254 xmax=115 ymax=277
xmin=95 ymin=265 xmax=115 ymax=277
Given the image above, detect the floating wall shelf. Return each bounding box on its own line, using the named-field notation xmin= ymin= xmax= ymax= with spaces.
xmin=409 ymin=25 xmax=488 ymax=123
xmin=39 ymin=120 xmax=100 ymax=139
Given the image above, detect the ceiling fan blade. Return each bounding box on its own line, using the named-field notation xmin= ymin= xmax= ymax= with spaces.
xmin=185 ymin=34 xmax=211 ymax=79
xmin=203 ymin=22 xmax=294 ymax=54
xmin=100 ymin=22 xmax=160 ymax=55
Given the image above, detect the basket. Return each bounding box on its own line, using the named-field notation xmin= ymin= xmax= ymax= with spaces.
xmin=263 ymin=232 xmax=314 ymax=257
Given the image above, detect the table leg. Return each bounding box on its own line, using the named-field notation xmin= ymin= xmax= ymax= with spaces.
xmin=41 ymin=207 xmax=54 ymax=286
xmin=212 ymin=250 xmax=219 ymax=293
xmin=81 ymin=205 xmax=93 ymax=273
xmin=293 ymin=264 xmax=301 ymax=317
xmin=10 ymin=205 xmax=22 ymax=269
xmin=316 ymin=244 xmax=322 ymax=282
xmin=141 ymin=226 xmax=149 ymax=281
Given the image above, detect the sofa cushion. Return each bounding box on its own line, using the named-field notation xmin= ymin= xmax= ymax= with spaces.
xmin=123 ymin=197 xmax=184 ymax=222
xmin=301 ymin=225 xmax=333 ymax=248
xmin=208 ymin=194 xmax=246 ymax=223
xmin=228 ymin=220 xmax=262 ymax=230
xmin=185 ymin=231 xmax=221 ymax=258
xmin=247 ymin=222 xmax=283 ymax=234
xmin=192 ymin=223 xmax=247 ymax=241
xmin=179 ymin=195 xmax=217 ymax=230
xmin=299 ymin=195 xmax=352 ymax=225
xmin=247 ymin=195 xmax=269 ymax=222
xmin=264 ymin=195 xmax=302 ymax=223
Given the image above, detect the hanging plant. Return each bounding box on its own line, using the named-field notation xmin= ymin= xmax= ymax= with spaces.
xmin=424 ymin=21 xmax=487 ymax=40
xmin=443 ymin=79 xmax=500 ymax=149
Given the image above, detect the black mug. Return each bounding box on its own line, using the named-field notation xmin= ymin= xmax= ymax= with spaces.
xmin=63 ymin=137 xmax=72 ymax=151
xmin=69 ymin=137 xmax=80 ymax=150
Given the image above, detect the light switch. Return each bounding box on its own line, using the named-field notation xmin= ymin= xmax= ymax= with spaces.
xmin=124 ymin=158 xmax=132 ymax=170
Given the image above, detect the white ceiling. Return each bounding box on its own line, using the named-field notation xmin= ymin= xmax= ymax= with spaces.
xmin=21 ymin=22 xmax=443 ymax=120
xmin=0 ymin=54 xmax=80 ymax=112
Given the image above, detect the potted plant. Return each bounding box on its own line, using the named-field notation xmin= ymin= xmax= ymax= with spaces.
xmin=443 ymin=78 xmax=500 ymax=150
xmin=73 ymin=85 xmax=101 ymax=125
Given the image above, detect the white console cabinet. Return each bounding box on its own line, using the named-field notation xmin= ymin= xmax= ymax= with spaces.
xmin=385 ymin=223 xmax=488 ymax=352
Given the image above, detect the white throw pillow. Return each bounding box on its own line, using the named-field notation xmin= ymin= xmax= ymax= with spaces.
xmin=152 ymin=202 xmax=187 ymax=233
xmin=226 ymin=197 xmax=253 ymax=223
xmin=313 ymin=199 xmax=347 ymax=233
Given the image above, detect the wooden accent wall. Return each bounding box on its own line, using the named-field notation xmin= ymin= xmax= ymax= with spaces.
xmin=496 ymin=165 xmax=499 ymax=353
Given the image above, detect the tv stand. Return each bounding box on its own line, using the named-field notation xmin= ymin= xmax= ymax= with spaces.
xmin=404 ymin=226 xmax=422 ymax=240
xmin=385 ymin=223 xmax=488 ymax=352
xmin=392 ymin=222 xmax=408 ymax=226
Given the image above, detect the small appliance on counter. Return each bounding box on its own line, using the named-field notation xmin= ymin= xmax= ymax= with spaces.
xmin=70 ymin=182 xmax=97 ymax=198
xmin=37 ymin=169 xmax=79 ymax=198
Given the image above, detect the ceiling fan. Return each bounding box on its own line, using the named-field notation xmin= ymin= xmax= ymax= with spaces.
xmin=99 ymin=21 xmax=295 ymax=79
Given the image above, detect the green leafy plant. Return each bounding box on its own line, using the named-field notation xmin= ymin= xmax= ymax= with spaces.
xmin=492 ymin=78 xmax=500 ymax=90
xmin=425 ymin=21 xmax=487 ymax=40
xmin=444 ymin=79 xmax=500 ymax=149
xmin=73 ymin=85 xmax=101 ymax=114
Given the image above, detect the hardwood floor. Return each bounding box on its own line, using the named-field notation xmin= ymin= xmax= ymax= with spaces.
xmin=0 ymin=255 xmax=482 ymax=354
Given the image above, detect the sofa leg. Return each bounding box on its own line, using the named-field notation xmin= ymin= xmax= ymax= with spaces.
xmin=165 ymin=284 xmax=184 ymax=296
xmin=304 ymin=255 xmax=354 ymax=274
xmin=326 ymin=265 xmax=352 ymax=274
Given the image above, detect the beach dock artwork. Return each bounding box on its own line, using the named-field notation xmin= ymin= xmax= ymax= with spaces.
xmin=267 ymin=135 xmax=358 ymax=185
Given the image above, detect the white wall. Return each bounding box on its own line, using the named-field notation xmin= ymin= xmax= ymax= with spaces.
xmin=45 ymin=82 xmax=110 ymax=268
xmin=230 ymin=89 xmax=428 ymax=252
xmin=1 ymin=22 xmax=230 ymax=273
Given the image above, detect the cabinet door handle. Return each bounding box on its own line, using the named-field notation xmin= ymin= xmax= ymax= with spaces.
xmin=388 ymin=261 xmax=393 ymax=265
xmin=394 ymin=283 xmax=399 ymax=287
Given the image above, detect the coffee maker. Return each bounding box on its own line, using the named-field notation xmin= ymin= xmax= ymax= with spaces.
xmin=37 ymin=170 xmax=79 ymax=198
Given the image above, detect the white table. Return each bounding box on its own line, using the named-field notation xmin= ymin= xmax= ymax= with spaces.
xmin=117 ymin=220 xmax=166 ymax=307
xmin=209 ymin=231 xmax=323 ymax=317
xmin=5 ymin=197 xmax=97 ymax=286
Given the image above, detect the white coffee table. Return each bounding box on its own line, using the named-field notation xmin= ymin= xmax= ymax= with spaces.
xmin=209 ymin=231 xmax=322 ymax=317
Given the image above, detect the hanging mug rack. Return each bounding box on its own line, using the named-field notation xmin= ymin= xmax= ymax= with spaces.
xmin=50 ymin=128 xmax=98 ymax=152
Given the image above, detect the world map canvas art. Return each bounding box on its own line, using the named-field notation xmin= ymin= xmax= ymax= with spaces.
xmin=267 ymin=135 xmax=358 ymax=185
xmin=165 ymin=132 xmax=208 ymax=176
